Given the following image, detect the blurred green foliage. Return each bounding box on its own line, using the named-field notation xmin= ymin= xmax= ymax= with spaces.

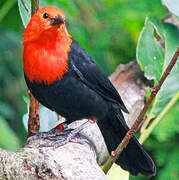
xmin=0 ymin=115 xmax=20 ymax=151
xmin=0 ymin=0 xmax=178 ymax=179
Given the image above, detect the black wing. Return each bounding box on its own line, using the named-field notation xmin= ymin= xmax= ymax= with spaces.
xmin=68 ymin=38 xmax=128 ymax=113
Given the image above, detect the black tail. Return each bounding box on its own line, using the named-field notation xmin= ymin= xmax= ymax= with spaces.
xmin=97 ymin=108 xmax=156 ymax=177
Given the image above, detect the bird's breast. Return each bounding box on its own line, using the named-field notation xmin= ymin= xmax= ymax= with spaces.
xmin=23 ymin=34 xmax=72 ymax=84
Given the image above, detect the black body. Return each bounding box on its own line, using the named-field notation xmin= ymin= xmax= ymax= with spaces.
xmin=25 ymin=38 xmax=156 ymax=176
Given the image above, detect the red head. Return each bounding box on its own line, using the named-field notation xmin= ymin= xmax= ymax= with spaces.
xmin=23 ymin=6 xmax=72 ymax=84
xmin=23 ymin=6 xmax=66 ymax=43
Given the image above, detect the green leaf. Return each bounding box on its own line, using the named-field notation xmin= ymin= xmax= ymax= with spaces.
xmin=137 ymin=17 xmax=164 ymax=83
xmin=18 ymin=0 xmax=31 ymax=27
xmin=162 ymin=0 xmax=179 ymax=17
xmin=0 ymin=116 xmax=21 ymax=151
xmin=137 ymin=17 xmax=179 ymax=118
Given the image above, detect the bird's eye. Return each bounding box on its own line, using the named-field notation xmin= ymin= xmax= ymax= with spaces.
xmin=43 ymin=13 xmax=49 ymax=19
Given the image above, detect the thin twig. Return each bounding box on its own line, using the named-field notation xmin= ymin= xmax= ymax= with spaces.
xmin=103 ymin=48 xmax=179 ymax=174
xmin=27 ymin=0 xmax=40 ymax=137
xmin=27 ymin=90 xmax=40 ymax=137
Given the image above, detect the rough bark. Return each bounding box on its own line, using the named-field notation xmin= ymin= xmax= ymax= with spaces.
xmin=0 ymin=61 xmax=147 ymax=180
xmin=0 ymin=135 xmax=107 ymax=180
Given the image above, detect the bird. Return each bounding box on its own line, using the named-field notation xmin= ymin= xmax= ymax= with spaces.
xmin=23 ymin=6 xmax=156 ymax=177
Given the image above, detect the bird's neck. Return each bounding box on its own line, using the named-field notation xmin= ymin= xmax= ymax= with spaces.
xmin=23 ymin=28 xmax=72 ymax=84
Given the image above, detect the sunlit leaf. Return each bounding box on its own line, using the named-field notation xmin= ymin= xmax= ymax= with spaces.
xmin=18 ymin=0 xmax=31 ymax=27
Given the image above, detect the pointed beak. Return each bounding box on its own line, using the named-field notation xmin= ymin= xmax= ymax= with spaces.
xmin=50 ymin=15 xmax=64 ymax=26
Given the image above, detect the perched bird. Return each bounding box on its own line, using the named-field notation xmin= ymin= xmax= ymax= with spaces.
xmin=23 ymin=6 xmax=156 ymax=176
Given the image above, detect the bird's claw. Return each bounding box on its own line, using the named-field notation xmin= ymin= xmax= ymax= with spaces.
xmin=39 ymin=134 xmax=93 ymax=149
xmin=26 ymin=121 xmax=94 ymax=148
xmin=26 ymin=127 xmax=81 ymax=148
xmin=26 ymin=127 xmax=72 ymax=143
xmin=39 ymin=136 xmax=70 ymax=148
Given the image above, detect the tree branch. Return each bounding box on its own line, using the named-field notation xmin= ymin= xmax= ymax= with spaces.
xmin=0 ymin=61 xmax=146 ymax=179
xmin=103 ymin=48 xmax=179 ymax=174
xmin=27 ymin=90 xmax=40 ymax=137
xmin=0 ymin=133 xmax=108 ymax=180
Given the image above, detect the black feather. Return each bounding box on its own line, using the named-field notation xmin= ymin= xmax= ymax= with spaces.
xmin=69 ymin=38 xmax=129 ymax=113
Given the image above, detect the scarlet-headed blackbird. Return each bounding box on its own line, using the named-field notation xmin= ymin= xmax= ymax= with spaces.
xmin=23 ymin=6 xmax=156 ymax=176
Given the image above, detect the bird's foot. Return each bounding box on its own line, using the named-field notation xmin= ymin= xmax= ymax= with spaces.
xmin=26 ymin=122 xmax=68 ymax=141
xmin=26 ymin=121 xmax=93 ymax=148
xmin=38 ymin=129 xmax=90 ymax=148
